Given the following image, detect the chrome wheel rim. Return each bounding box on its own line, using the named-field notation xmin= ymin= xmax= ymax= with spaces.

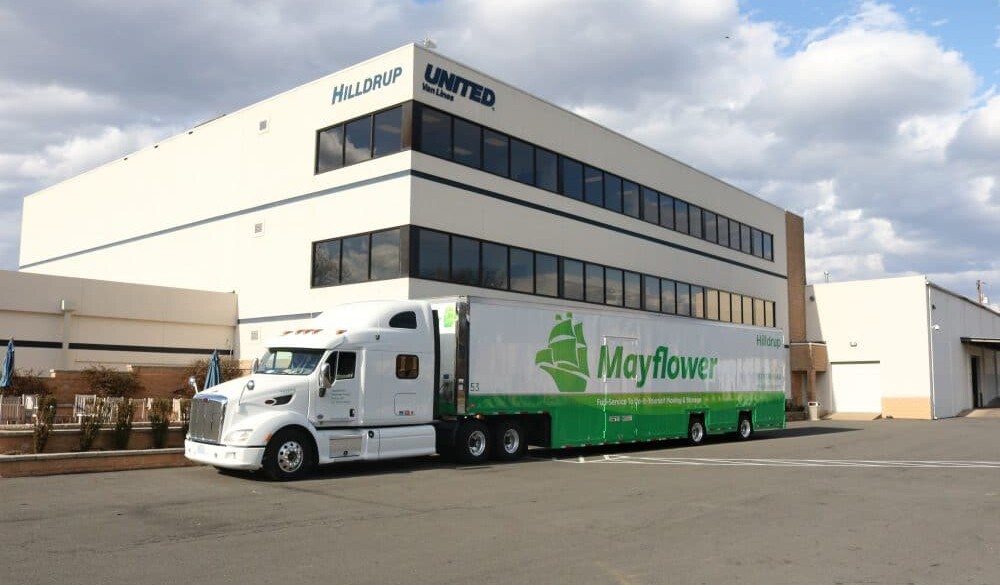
xmin=277 ymin=440 xmax=304 ymax=473
xmin=691 ymin=424 xmax=704 ymax=442
xmin=467 ymin=429 xmax=487 ymax=458
xmin=739 ymin=419 xmax=752 ymax=438
xmin=502 ymin=428 xmax=520 ymax=454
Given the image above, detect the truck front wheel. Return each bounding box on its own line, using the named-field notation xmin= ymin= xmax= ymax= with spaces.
xmin=491 ymin=420 xmax=527 ymax=461
xmin=262 ymin=429 xmax=315 ymax=481
xmin=455 ymin=420 xmax=490 ymax=464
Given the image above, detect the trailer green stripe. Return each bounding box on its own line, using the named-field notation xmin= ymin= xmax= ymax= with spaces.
xmin=466 ymin=391 xmax=786 ymax=447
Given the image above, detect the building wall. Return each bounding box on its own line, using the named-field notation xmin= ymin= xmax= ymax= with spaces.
xmin=0 ymin=271 xmax=236 ymax=372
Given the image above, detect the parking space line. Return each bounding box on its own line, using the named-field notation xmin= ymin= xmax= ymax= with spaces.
xmin=592 ymin=455 xmax=1000 ymax=468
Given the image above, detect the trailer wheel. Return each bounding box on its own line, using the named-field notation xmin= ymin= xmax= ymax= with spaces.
xmin=687 ymin=417 xmax=706 ymax=446
xmin=262 ymin=429 xmax=315 ymax=481
xmin=455 ymin=420 xmax=490 ymax=464
xmin=491 ymin=420 xmax=527 ymax=461
xmin=737 ymin=413 xmax=754 ymax=440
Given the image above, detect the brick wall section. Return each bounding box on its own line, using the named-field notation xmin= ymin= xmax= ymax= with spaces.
xmin=43 ymin=366 xmax=192 ymax=404
xmin=0 ymin=450 xmax=197 ymax=478
xmin=785 ymin=211 xmax=807 ymax=343
xmin=1 ymin=426 xmax=187 ymax=454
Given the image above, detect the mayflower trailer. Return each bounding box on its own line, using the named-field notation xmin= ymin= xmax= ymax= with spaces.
xmin=185 ymin=296 xmax=787 ymax=480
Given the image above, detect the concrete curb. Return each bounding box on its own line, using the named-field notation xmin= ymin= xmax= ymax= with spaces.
xmin=0 ymin=448 xmax=199 ymax=478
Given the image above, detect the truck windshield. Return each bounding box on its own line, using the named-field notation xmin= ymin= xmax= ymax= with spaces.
xmin=255 ymin=348 xmax=324 ymax=375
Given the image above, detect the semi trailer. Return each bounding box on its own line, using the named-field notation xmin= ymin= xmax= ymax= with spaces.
xmin=185 ymin=296 xmax=787 ymax=480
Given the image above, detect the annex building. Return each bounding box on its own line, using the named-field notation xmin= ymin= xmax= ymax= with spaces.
xmin=19 ymin=44 xmax=803 ymax=398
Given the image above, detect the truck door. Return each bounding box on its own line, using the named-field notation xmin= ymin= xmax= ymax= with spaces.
xmin=312 ymin=351 xmax=359 ymax=426
xmin=602 ymin=337 xmax=638 ymax=443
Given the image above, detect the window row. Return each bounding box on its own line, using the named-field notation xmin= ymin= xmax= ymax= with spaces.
xmin=316 ymin=104 xmax=407 ymax=174
xmin=311 ymin=228 xmax=402 ymax=287
xmin=413 ymin=103 xmax=774 ymax=262
xmin=411 ymin=227 xmax=776 ymax=327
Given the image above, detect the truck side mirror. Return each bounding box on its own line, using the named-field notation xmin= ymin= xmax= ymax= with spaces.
xmin=319 ymin=362 xmax=333 ymax=396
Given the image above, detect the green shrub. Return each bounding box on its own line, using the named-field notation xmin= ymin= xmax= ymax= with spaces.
xmin=79 ymin=398 xmax=111 ymax=451
xmin=32 ymin=396 xmax=58 ymax=453
xmin=112 ymin=399 xmax=135 ymax=450
xmin=149 ymin=398 xmax=171 ymax=449
xmin=5 ymin=369 xmax=50 ymax=397
xmin=178 ymin=398 xmax=191 ymax=437
xmin=82 ymin=366 xmax=143 ymax=398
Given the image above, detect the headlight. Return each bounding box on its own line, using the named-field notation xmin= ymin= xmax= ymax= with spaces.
xmin=225 ymin=429 xmax=254 ymax=444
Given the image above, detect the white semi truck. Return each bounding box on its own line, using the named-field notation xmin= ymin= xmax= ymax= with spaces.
xmin=185 ymin=296 xmax=786 ymax=480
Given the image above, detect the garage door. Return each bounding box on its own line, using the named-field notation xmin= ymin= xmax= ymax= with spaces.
xmin=830 ymin=362 xmax=882 ymax=413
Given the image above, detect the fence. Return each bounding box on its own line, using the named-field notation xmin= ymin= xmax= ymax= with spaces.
xmin=1 ymin=395 xmax=38 ymax=424
xmin=71 ymin=395 xmax=189 ymax=424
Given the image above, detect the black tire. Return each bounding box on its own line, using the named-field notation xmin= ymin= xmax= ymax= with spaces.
xmin=455 ymin=420 xmax=490 ymax=464
xmin=262 ymin=429 xmax=315 ymax=481
xmin=491 ymin=420 xmax=527 ymax=461
xmin=737 ymin=413 xmax=754 ymax=441
xmin=687 ymin=417 xmax=706 ymax=446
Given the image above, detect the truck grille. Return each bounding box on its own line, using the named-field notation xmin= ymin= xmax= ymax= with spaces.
xmin=188 ymin=394 xmax=226 ymax=444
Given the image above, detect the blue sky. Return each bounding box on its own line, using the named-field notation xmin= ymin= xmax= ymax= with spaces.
xmin=0 ymin=1 xmax=998 ymax=304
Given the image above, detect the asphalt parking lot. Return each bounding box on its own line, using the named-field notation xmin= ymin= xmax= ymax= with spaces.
xmin=3 ymin=418 xmax=999 ymax=585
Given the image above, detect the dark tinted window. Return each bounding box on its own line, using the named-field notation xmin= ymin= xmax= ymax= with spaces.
xmin=481 ymin=242 xmax=508 ymax=289
xmin=535 ymin=253 xmax=559 ymax=297
xmin=605 ymin=267 xmax=623 ymax=306
xmin=624 ymin=271 xmax=642 ymax=309
xmin=510 ymin=247 xmax=534 ymax=293
xmin=689 ymin=205 xmax=703 ymax=239
xmin=561 ymin=157 xmax=583 ymax=200
xmin=483 ymin=130 xmax=508 ymax=176
xmin=335 ymin=351 xmax=357 ymax=380
xmin=659 ymin=194 xmax=675 ymax=229
xmin=312 ymin=239 xmax=341 ymax=287
xmin=535 ymin=148 xmax=558 ymax=192
xmin=643 ymin=275 xmax=660 ymax=312
xmin=316 ymin=126 xmax=344 ymax=173
xmin=585 ymin=263 xmax=604 ymax=303
xmin=641 ymin=187 xmax=659 ymax=224
xmin=604 ymin=174 xmax=623 ymax=213
xmin=389 ymin=311 xmax=417 ymax=329
xmin=396 ymin=355 xmax=419 ymax=379
xmin=622 ymin=181 xmax=640 ymax=218
xmin=372 ymin=107 xmax=402 ymax=158
xmin=740 ymin=224 xmax=752 ymax=254
xmin=661 ymin=279 xmax=677 ymax=314
xmin=674 ymin=199 xmax=689 ymax=235
xmin=453 ymin=118 xmax=481 ymax=168
xmin=344 ymin=117 xmax=372 ymax=165
xmin=417 ymin=229 xmax=449 ymax=280
xmin=763 ymin=233 xmax=774 ymax=261
xmin=717 ymin=216 xmax=730 ymax=247
xmin=676 ymin=282 xmax=691 ymax=316
xmin=703 ymin=210 xmax=718 ymax=243
xmin=729 ymin=221 xmax=741 ymax=250
xmin=752 ymin=228 xmax=764 ymax=257
xmin=510 ymin=139 xmax=534 ymax=184
xmin=584 ymin=166 xmax=603 ymax=206
xmin=370 ymin=229 xmax=400 ymax=280
xmin=451 ymin=236 xmax=479 ymax=285
xmin=563 ymin=259 xmax=584 ymax=300
xmin=341 ymin=234 xmax=370 ymax=284
xmin=420 ymin=108 xmax=451 ymax=159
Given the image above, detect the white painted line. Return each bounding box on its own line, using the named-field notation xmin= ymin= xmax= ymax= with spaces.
xmin=593 ymin=455 xmax=1000 ymax=469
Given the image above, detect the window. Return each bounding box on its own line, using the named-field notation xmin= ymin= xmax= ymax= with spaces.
xmin=510 ymin=247 xmax=534 ymax=293
xmin=717 ymin=216 xmax=730 ymax=247
xmin=718 ymin=291 xmax=732 ymax=322
xmin=765 ymin=301 xmax=775 ymax=327
xmin=740 ymin=224 xmax=752 ymax=254
xmin=419 ymin=107 xmax=451 ymax=159
xmin=605 ymin=267 xmax=623 ymax=306
xmin=762 ymin=233 xmax=774 ymax=261
xmin=623 ymin=181 xmax=640 ymax=218
xmin=341 ymin=234 xmax=370 ymax=284
xmin=742 ymin=296 xmax=754 ymax=324
xmin=624 ymin=271 xmax=642 ymax=309
xmin=312 ymin=239 xmax=341 ymax=287
xmin=331 ymin=351 xmax=356 ymax=380
xmin=344 ymin=117 xmax=372 ymax=166
xmin=729 ymin=221 xmax=741 ymax=251
xmin=676 ymin=282 xmax=691 ymax=316
xmin=584 ymin=166 xmax=603 ymax=206
xmin=661 ymin=279 xmax=676 ymax=314
xmin=417 ymin=228 xmax=449 ymax=280
xmin=691 ymin=285 xmax=705 ymax=319
xmin=481 ymin=242 xmax=509 ymax=289
xmin=585 ymin=263 xmax=604 ymax=303
xmin=706 ymin=289 xmax=719 ymax=320
xmin=535 ymin=253 xmax=559 ymax=297
xmin=316 ymin=125 xmax=344 ymax=173
xmin=604 ymin=174 xmax=623 ymax=213
xmin=753 ymin=298 xmax=766 ymax=326
xmin=659 ymin=194 xmax=675 ymax=229
xmin=396 ymin=355 xmax=419 ymax=379
xmin=451 ymin=236 xmax=479 ymax=285
xmin=372 ymin=107 xmax=403 ymax=158
xmin=751 ymin=228 xmax=764 ymax=258
xmin=642 ymin=187 xmax=659 ymax=225
xmin=561 ymin=157 xmax=583 ymax=200
xmin=370 ymin=228 xmax=401 ymax=280
xmin=535 ymin=148 xmax=558 ymax=192
xmin=510 ymin=138 xmax=534 ymax=185
xmin=483 ymin=129 xmax=508 ymax=176
xmin=563 ymin=259 xmax=584 ymax=300
xmin=643 ymin=275 xmax=660 ymax=312
xmin=674 ymin=200 xmax=689 ymax=235
xmin=703 ymin=210 xmax=718 ymax=243
xmin=689 ymin=205 xmax=703 ymax=239
xmin=453 ymin=118 xmax=481 ymax=168
xmin=389 ymin=311 xmax=417 ymax=329
xmin=731 ymin=293 xmax=743 ymax=323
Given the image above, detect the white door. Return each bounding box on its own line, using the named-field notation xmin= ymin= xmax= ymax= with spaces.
xmin=830 ymin=362 xmax=882 ymax=413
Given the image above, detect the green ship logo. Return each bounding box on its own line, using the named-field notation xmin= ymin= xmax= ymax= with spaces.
xmin=535 ymin=313 xmax=589 ymax=392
